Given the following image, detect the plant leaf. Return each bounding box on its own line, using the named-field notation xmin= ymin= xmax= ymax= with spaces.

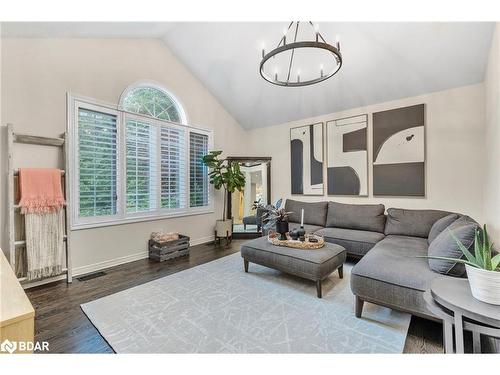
xmin=474 ymin=229 xmax=484 ymax=268
xmin=482 ymin=225 xmax=492 ymax=270
xmin=492 ymin=253 xmax=500 ymax=271
xmin=416 ymin=255 xmax=480 ymax=268
xmin=448 ymin=229 xmax=477 ymax=265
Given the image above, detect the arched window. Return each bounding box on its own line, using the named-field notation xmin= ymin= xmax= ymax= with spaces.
xmin=120 ymin=82 xmax=187 ymax=124
xmin=69 ymin=83 xmax=211 ymax=229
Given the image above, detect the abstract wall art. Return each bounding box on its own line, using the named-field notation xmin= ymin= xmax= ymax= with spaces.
xmin=326 ymin=115 xmax=368 ymax=196
xmin=290 ymin=123 xmax=324 ymax=195
xmin=373 ymin=104 xmax=425 ymax=196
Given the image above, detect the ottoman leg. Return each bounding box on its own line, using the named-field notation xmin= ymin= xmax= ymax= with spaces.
xmin=355 ymin=296 xmax=364 ymax=318
xmin=316 ymin=280 xmax=322 ymax=298
xmin=338 ymin=265 xmax=344 ymax=279
xmin=244 ymin=259 xmax=249 ymax=273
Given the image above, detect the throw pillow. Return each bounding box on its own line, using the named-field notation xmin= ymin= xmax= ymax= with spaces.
xmin=428 ymin=220 xmax=479 ymax=276
xmin=427 ymin=213 xmax=459 ymax=244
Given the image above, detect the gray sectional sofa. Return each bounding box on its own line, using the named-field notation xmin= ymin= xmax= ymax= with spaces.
xmin=284 ymin=199 xmax=478 ymax=320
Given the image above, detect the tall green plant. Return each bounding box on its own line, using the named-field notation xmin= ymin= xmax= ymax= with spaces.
xmin=425 ymin=225 xmax=500 ymax=271
xmin=202 ymin=151 xmax=246 ymax=221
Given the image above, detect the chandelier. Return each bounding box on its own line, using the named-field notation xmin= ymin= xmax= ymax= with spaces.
xmin=259 ymin=21 xmax=342 ymax=87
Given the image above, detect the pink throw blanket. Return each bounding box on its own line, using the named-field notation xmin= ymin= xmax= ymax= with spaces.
xmin=18 ymin=168 xmax=65 ymax=214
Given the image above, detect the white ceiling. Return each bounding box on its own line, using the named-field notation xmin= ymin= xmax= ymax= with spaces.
xmin=2 ymin=22 xmax=495 ymax=129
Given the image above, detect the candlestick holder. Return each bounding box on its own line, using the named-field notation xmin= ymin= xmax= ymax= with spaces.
xmin=297 ymin=225 xmax=306 ymax=242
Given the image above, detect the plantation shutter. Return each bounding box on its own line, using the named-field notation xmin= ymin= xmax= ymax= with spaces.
xmin=125 ymin=119 xmax=158 ymax=213
xmin=160 ymin=126 xmax=186 ymax=209
xmin=189 ymin=132 xmax=209 ymax=207
xmin=78 ymin=108 xmax=118 ymax=217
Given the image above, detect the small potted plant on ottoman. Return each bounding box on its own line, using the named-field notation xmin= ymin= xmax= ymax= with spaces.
xmin=263 ymin=207 xmax=293 ymax=240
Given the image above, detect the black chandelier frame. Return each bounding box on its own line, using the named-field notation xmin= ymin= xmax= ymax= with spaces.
xmin=259 ymin=21 xmax=342 ymax=87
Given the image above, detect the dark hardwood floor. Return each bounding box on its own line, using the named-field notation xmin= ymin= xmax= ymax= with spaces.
xmin=26 ymin=239 xmax=445 ymax=354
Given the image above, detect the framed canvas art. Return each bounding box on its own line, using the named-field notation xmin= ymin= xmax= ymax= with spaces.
xmin=373 ymin=104 xmax=425 ymax=196
xmin=326 ymin=114 xmax=368 ymax=196
xmin=290 ymin=123 xmax=324 ymax=195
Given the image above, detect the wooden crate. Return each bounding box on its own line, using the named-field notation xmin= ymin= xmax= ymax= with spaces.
xmin=148 ymin=234 xmax=190 ymax=262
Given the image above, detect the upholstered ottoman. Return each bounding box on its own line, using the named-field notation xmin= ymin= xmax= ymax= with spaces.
xmin=240 ymin=236 xmax=346 ymax=298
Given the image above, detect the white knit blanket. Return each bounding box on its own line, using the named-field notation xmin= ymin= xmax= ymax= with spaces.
xmin=25 ymin=210 xmax=65 ymax=281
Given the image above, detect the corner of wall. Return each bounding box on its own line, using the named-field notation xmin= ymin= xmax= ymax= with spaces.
xmin=483 ymin=22 xmax=500 ymax=246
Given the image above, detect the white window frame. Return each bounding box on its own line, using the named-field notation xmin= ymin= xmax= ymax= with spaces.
xmin=67 ymin=93 xmax=214 ymax=230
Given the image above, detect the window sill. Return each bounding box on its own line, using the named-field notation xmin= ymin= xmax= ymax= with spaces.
xmin=70 ymin=208 xmax=215 ymax=231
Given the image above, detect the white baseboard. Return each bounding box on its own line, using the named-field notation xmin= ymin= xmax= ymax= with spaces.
xmin=72 ymin=234 xmax=216 ymax=277
xmin=72 ymin=251 xmax=149 ymax=277
xmin=189 ymin=235 xmax=215 ymax=246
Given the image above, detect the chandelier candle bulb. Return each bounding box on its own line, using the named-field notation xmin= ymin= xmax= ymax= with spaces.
xmin=262 ymin=49 xmax=265 ymax=58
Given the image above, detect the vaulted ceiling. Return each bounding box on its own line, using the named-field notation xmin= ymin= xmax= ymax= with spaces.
xmin=2 ymin=22 xmax=495 ymax=129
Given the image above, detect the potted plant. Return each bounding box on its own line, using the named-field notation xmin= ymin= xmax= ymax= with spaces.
xmin=202 ymin=151 xmax=245 ymax=240
xmin=263 ymin=207 xmax=293 ymax=240
xmin=427 ymin=225 xmax=500 ymax=305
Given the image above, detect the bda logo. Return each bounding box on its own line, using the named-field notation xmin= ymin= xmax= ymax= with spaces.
xmin=1 ymin=339 xmax=17 ymax=354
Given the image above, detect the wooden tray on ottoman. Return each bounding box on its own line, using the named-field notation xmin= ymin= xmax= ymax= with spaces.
xmin=149 ymin=234 xmax=190 ymax=262
xmin=267 ymin=233 xmax=325 ymax=249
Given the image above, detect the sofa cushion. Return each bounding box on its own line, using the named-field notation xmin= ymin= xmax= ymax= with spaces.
xmin=315 ymin=227 xmax=385 ymax=257
xmin=288 ymin=222 xmax=324 ymax=234
xmin=284 ymin=199 xmax=328 ymax=226
xmin=384 ymin=208 xmax=453 ymax=238
xmin=428 ymin=213 xmax=460 ymax=244
xmin=316 ymin=227 xmax=385 ymax=245
xmin=325 ymin=202 xmax=386 ymax=233
xmin=351 ymin=235 xmax=436 ymax=291
xmin=428 ymin=218 xmax=479 ymax=276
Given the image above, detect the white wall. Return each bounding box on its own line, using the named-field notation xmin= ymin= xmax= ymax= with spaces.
xmin=484 ymin=23 xmax=500 ymax=245
xmin=247 ymin=84 xmax=486 ymax=223
xmin=0 ymin=38 xmax=247 ymax=274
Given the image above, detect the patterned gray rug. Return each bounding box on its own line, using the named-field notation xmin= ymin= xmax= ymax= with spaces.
xmin=81 ymin=252 xmax=411 ymax=353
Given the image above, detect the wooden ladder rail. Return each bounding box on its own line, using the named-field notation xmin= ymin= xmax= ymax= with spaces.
xmin=6 ymin=123 xmax=73 ymax=286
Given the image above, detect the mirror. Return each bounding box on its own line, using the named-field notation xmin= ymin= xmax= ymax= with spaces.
xmin=227 ymin=157 xmax=271 ymax=238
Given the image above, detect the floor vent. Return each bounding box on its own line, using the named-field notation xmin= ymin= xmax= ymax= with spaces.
xmin=77 ymin=271 xmax=106 ymax=282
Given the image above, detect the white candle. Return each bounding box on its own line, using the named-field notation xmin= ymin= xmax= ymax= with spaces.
xmin=301 ymin=209 xmax=304 ymax=227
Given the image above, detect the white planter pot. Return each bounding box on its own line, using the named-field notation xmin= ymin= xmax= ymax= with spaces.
xmin=215 ymin=219 xmax=233 ymax=237
xmin=465 ymin=264 xmax=500 ymax=305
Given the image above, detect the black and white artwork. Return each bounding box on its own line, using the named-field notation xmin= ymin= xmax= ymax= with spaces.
xmin=326 ymin=115 xmax=368 ymax=196
xmin=290 ymin=123 xmax=324 ymax=195
xmin=373 ymin=104 xmax=425 ymax=196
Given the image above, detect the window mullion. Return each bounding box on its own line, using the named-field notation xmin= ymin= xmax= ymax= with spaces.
xmin=118 ymin=112 xmax=126 ymax=220
xmin=156 ymin=124 xmax=161 ymax=214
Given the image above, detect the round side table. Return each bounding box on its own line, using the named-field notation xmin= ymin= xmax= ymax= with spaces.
xmin=424 ymin=277 xmax=500 ymax=354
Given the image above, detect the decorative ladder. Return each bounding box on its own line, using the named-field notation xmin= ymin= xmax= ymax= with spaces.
xmin=6 ymin=123 xmax=72 ymax=287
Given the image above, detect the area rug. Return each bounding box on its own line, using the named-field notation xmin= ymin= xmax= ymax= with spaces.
xmin=81 ymin=253 xmax=411 ymax=353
